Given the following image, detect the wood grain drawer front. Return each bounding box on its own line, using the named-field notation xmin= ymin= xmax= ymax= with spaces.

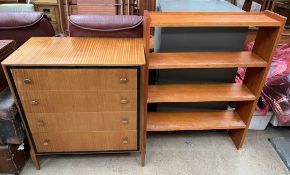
xmin=19 ymin=91 xmax=136 ymax=113
xmin=12 ymin=69 xmax=137 ymax=91
xmin=27 ymin=111 xmax=137 ymax=133
xmin=33 ymin=131 xmax=137 ymax=152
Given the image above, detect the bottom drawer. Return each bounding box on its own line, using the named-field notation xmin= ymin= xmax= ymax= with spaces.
xmin=33 ymin=131 xmax=137 ymax=152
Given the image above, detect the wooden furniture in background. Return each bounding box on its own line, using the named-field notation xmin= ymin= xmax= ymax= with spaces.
xmin=243 ymin=0 xmax=276 ymax=11
xmin=139 ymin=0 xmax=155 ymax=15
xmin=142 ymin=11 xmax=286 ymax=164
xmin=274 ymin=0 xmax=290 ymax=28
xmin=0 ymin=0 xmax=26 ymax=3
xmin=230 ymin=0 xmax=237 ymax=5
xmin=75 ymin=0 xmax=135 ymax=15
xmin=32 ymin=0 xmax=64 ymax=33
xmin=2 ymin=37 xmax=146 ymax=169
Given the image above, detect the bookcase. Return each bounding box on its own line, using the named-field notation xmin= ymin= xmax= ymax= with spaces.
xmin=141 ymin=10 xmax=286 ymax=165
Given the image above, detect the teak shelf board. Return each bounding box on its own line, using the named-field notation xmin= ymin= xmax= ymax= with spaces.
xmin=149 ymin=51 xmax=268 ymax=69
xmin=2 ymin=37 xmax=145 ymax=66
xmin=147 ymin=111 xmax=246 ymax=131
xmin=148 ymin=11 xmax=284 ymax=27
xmin=147 ymin=84 xmax=256 ymax=103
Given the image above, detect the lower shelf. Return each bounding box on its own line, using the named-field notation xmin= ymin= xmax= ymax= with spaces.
xmin=147 ymin=111 xmax=246 ymax=131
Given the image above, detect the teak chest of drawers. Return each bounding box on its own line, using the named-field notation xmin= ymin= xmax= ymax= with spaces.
xmin=1 ymin=37 xmax=146 ymax=169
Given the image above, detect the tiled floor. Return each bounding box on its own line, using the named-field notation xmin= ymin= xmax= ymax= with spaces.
xmin=15 ymin=126 xmax=290 ymax=175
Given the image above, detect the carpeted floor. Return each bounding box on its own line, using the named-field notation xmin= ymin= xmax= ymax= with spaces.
xmin=12 ymin=126 xmax=290 ymax=175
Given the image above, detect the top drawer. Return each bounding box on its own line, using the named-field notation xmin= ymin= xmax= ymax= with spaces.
xmin=11 ymin=69 xmax=137 ymax=91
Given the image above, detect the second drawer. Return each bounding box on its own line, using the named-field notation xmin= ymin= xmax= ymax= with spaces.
xmin=27 ymin=111 xmax=137 ymax=133
xmin=19 ymin=91 xmax=137 ymax=113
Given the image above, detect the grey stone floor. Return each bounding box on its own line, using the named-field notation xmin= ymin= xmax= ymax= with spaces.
xmin=16 ymin=126 xmax=290 ymax=175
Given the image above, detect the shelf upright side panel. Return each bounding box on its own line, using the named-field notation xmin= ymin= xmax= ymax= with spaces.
xmin=141 ymin=10 xmax=151 ymax=166
xmin=229 ymin=12 xmax=286 ymax=149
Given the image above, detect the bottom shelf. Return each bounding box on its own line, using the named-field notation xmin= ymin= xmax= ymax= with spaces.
xmin=147 ymin=111 xmax=246 ymax=131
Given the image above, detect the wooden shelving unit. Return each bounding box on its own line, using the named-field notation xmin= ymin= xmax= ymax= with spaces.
xmin=141 ymin=10 xmax=286 ymax=165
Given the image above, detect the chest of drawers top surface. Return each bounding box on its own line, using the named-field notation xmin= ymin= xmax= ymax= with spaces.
xmin=1 ymin=37 xmax=145 ymax=66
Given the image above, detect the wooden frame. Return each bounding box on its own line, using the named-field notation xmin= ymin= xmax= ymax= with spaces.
xmin=141 ymin=11 xmax=286 ymax=164
xmin=2 ymin=37 xmax=146 ymax=169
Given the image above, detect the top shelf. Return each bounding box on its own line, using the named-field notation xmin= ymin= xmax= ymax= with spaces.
xmin=147 ymin=11 xmax=285 ymax=27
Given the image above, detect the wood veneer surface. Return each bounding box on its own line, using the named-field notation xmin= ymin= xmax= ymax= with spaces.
xmin=19 ymin=91 xmax=137 ymax=113
xmin=27 ymin=111 xmax=137 ymax=133
xmin=147 ymin=84 xmax=256 ymax=103
xmin=147 ymin=111 xmax=246 ymax=131
xmin=2 ymin=37 xmax=145 ymax=66
xmin=149 ymin=12 xmax=284 ymax=27
xmin=12 ymin=69 xmax=137 ymax=91
xmin=33 ymin=131 xmax=137 ymax=152
xmin=149 ymin=51 xmax=267 ymax=69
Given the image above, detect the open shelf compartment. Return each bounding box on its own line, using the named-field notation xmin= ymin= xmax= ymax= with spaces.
xmin=147 ymin=110 xmax=246 ymax=131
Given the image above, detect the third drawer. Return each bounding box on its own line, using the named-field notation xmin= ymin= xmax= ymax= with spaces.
xmin=27 ymin=111 xmax=137 ymax=133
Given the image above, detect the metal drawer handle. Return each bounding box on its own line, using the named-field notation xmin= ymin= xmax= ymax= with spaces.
xmin=121 ymin=118 xmax=129 ymax=124
xmin=120 ymin=77 xmax=128 ymax=83
xmin=43 ymin=139 xmax=49 ymax=146
xmin=31 ymin=100 xmax=39 ymax=105
xmin=120 ymin=99 xmax=128 ymax=104
xmin=23 ymin=78 xmax=32 ymax=84
xmin=122 ymin=137 xmax=128 ymax=144
xmin=37 ymin=120 xmax=45 ymax=127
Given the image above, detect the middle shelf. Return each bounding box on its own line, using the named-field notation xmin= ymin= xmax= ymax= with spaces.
xmin=148 ymin=51 xmax=267 ymax=69
xmin=147 ymin=84 xmax=256 ymax=103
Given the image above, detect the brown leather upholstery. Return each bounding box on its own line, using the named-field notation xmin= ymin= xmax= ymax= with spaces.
xmin=0 ymin=41 xmax=23 ymax=145
xmin=0 ymin=88 xmax=17 ymax=121
xmin=69 ymin=15 xmax=143 ymax=37
xmin=0 ymin=88 xmax=24 ymax=145
xmin=0 ymin=12 xmax=55 ymax=47
xmin=0 ymin=40 xmax=16 ymax=92
xmin=0 ymin=13 xmax=54 ymax=145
